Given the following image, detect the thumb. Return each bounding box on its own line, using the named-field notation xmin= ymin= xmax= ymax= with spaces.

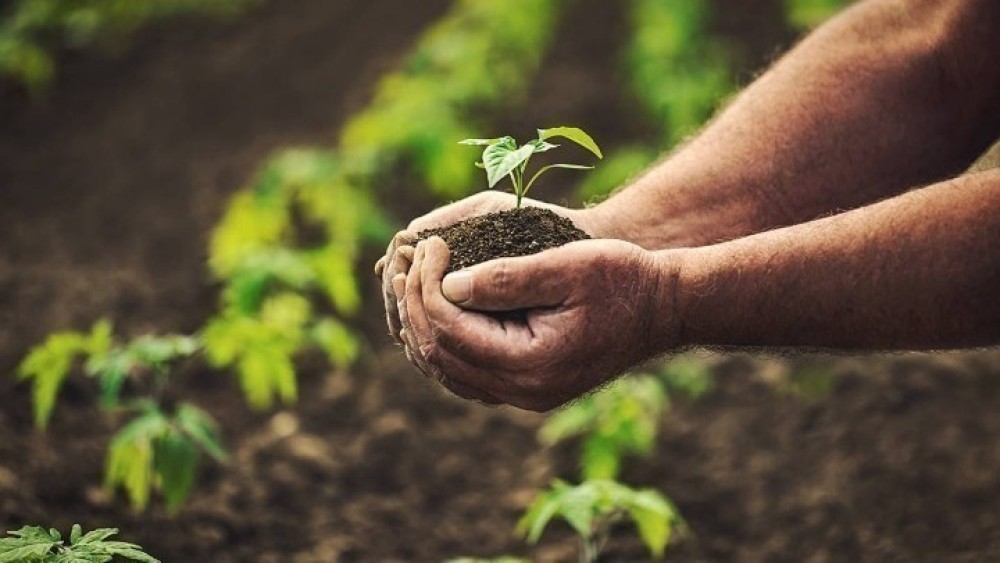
xmin=441 ymin=252 xmax=570 ymax=311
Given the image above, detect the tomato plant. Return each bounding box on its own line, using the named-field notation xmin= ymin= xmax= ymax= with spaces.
xmin=0 ymin=524 xmax=158 ymax=563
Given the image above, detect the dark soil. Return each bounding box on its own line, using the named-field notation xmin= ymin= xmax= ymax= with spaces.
xmin=418 ymin=207 xmax=590 ymax=273
xmin=2 ymin=1 xmax=999 ymax=562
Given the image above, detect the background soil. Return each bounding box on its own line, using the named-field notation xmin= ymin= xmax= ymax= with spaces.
xmin=1 ymin=1 xmax=998 ymax=561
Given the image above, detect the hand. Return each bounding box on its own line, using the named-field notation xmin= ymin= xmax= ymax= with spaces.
xmin=398 ymin=236 xmax=678 ymax=411
xmin=374 ymin=191 xmax=606 ymax=344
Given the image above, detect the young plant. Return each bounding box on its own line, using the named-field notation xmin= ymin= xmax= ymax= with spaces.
xmin=517 ymin=479 xmax=682 ymax=562
xmin=540 ymin=376 xmax=665 ymax=481
xmin=0 ymin=524 xmax=158 ymax=563
xmin=16 ymin=322 xmax=226 ymax=513
xmin=460 ymin=127 xmax=603 ymax=209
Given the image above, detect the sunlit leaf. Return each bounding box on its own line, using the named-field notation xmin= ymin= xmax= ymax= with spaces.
xmin=537 ymin=127 xmax=603 ymax=159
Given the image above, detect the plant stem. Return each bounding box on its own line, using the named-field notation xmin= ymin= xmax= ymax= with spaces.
xmin=580 ymin=536 xmax=598 ymax=563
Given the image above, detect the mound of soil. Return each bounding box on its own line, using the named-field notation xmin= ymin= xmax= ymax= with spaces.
xmin=417 ymin=207 xmax=589 ymax=273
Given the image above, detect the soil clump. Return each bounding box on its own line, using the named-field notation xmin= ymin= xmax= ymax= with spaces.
xmin=418 ymin=207 xmax=589 ymax=273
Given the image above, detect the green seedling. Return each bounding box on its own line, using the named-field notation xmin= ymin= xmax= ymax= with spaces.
xmin=540 ymin=376 xmax=665 ymax=481
xmin=0 ymin=524 xmax=158 ymax=563
xmin=460 ymin=126 xmax=603 ymax=209
xmin=17 ymin=322 xmax=226 ymax=513
xmin=517 ymin=479 xmax=682 ymax=562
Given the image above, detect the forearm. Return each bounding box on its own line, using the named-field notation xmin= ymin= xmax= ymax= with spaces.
xmin=662 ymin=169 xmax=1000 ymax=350
xmin=585 ymin=0 xmax=1000 ymax=249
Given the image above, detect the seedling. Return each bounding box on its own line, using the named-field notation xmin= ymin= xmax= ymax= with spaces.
xmin=0 ymin=524 xmax=158 ymax=562
xmin=540 ymin=376 xmax=665 ymax=481
xmin=460 ymin=126 xmax=603 ymax=209
xmin=517 ymin=479 xmax=682 ymax=562
xmin=16 ymin=321 xmax=226 ymax=513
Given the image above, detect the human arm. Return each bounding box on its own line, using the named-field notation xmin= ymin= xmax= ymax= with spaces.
xmin=580 ymin=0 xmax=1000 ymax=249
xmin=405 ymin=169 xmax=1000 ymax=410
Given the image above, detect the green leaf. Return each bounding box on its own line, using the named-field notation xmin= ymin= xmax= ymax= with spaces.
xmin=529 ymin=140 xmax=559 ymax=153
xmin=311 ymin=318 xmax=360 ymax=369
xmin=0 ymin=525 xmax=60 ymax=562
xmin=105 ymin=410 xmax=170 ymax=511
xmin=174 ymin=403 xmax=227 ymax=462
xmin=73 ymin=528 xmax=118 ymax=546
xmin=537 ymin=127 xmax=603 ymax=159
xmin=627 ymin=490 xmax=678 ymax=558
xmin=581 ymin=435 xmax=620 ymax=480
xmin=515 ymin=486 xmax=563 ymax=544
xmin=154 ymin=431 xmax=199 ymax=515
xmin=69 ymin=524 xmax=82 ymax=545
xmin=481 ymin=137 xmax=534 ymax=189
xmin=16 ymin=321 xmax=106 ymax=428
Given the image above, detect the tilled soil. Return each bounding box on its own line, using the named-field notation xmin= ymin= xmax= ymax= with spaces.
xmin=1 ymin=1 xmax=999 ymax=561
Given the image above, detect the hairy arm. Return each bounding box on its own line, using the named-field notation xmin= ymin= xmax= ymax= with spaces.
xmin=662 ymin=169 xmax=1000 ymax=351
xmin=584 ymin=0 xmax=1000 ymax=249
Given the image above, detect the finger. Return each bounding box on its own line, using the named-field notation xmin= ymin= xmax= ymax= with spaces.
xmin=383 ymin=247 xmax=414 ymax=341
xmin=440 ymin=247 xmax=577 ymax=311
xmin=374 ymin=256 xmax=386 ymax=279
xmin=405 ymin=242 xmax=434 ymax=358
xmin=420 ymin=238 xmax=536 ymax=371
xmin=390 ymin=273 xmax=408 ymax=342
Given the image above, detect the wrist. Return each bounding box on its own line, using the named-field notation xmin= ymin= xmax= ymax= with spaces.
xmin=646 ymin=248 xmax=688 ymax=352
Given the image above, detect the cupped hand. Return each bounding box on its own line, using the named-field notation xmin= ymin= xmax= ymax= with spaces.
xmin=373 ymin=191 xmax=605 ymax=344
xmin=397 ymin=236 xmax=678 ymax=411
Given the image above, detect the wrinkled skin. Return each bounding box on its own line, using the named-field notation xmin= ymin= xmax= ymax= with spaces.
xmin=393 ymin=236 xmax=675 ymax=412
xmin=373 ymin=191 xmax=607 ymax=345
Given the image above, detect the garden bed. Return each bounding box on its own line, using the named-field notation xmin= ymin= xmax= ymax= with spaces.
xmin=1 ymin=0 xmax=998 ymax=561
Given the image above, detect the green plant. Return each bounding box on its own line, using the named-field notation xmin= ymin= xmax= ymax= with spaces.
xmin=0 ymin=0 xmax=258 ymax=92
xmin=207 ymin=0 xmax=567 ymax=408
xmin=460 ymin=127 xmax=603 ymax=209
xmin=517 ymin=479 xmax=682 ymax=562
xmin=0 ymin=525 xmax=158 ymax=563
xmin=540 ymin=376 xmax=665 ymax=480
xmin=16 ymin=322 xmax=226 ymax=513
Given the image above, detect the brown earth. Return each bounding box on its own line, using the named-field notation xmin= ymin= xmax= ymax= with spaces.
xmin=1 ymin=1 xmax=998 ymax=562
xmin=417 ymin=207 xmax=590 ymax=273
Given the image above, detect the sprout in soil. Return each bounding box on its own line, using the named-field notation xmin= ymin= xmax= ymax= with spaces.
xmin=459 ymin=126 xmax=603 ymax=209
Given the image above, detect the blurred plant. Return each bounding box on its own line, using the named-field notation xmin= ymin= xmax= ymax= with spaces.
xmin=17 ymin=320 xmax=226 ymax=513
xmin=0 ymin=0 xmax=258 ymax=93
xmin=0 ymin=524 xmax=158 ymax=563
xmin=540 ymin=356 xmax=712 ymax=481
xmin=208 ymin=0 xmax=565 ymax=409
xmin=541 ymin=376 xmax=665 ymax=481
xmin=784 ymin=0 xmax=851 ymax=30
xmin=518 ymin=479 xmax=682 ymax=562
xmin=579 ymin=0 xmax=733 ymax=202
xmin=628 ymin=0 xmax=732 ymax=147
xmin=460 ymin=127 xmax=603 ymax=209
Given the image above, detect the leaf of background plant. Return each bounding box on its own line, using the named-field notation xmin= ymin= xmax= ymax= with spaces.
xmin=0 ymin=525 xmax=60 ymax=563
xmin=174 ymin=403 xmax=227 ymax=462
xmin=627 ymin=490 xmax=678 ymax=558
xmin=311 ymin=318 xmax=359 ymax=369
xmin=537 ymin=127 xmax=603 ymax=159
xmin=154 ymin=431 xmax=199 ymax=515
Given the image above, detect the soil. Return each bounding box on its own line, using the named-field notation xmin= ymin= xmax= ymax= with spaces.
xmin=1 ymin=1 xmax=999 ymax=562
xmin=417 ymin=207 xmax=589 ymax=273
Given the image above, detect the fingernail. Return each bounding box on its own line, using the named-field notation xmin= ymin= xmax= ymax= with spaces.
xmin=442 ymin=270 xmax=472 ymax=304
xmin=392 ymin=274 xmax=405 ymax=297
